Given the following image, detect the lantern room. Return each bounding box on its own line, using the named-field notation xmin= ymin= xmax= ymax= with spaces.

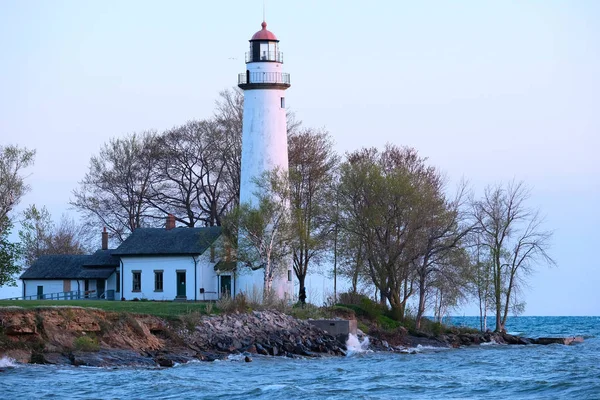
xmin=246 ymin=21 xmax=283 ymax=63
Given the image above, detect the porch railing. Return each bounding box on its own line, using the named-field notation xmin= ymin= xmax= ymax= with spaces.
xmin=1 ymin=289 xmax=114 ymax=301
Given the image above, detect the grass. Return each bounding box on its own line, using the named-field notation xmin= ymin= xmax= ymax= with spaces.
xmin=0 ymin=300 xmax=212 ymax=318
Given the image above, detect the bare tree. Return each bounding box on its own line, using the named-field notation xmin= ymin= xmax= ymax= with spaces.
xmin=71 ymin=132 xmax=160 ymax=242
xmin=214 ymin=89 xmax=243 ymax=207
xmin=0 ymin=144 xmax=35 ymax=234
xmin=45 ymin=214 xmax=94 ymax=255
xmin=288 ymin=128 xmax=339 ymax=297
xmin=148 ymin=121 xmax=211 ymax=227
xmin=472 ymin=181 xmax=555 ymax=332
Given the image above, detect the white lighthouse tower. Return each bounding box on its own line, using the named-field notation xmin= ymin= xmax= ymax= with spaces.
xmin=235 ymin=21 xmax=292 ymax=299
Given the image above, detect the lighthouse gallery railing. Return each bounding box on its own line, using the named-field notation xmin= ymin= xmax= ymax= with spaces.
xmin=238 ymin=72 xmax=290 ymax=85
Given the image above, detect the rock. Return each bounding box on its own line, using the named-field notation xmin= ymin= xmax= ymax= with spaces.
xmin=501 ymin=333 xmax=530 ymax=345
xmin=70 ymin=350 xmax=157 ymax=368
xmin=41 ymin=353 xmax=72 ymax=365
xmin=244 ymin=355 xmax=252 ymax=362
xmin=534 ymin=336 xmax=584 ymax=345
xmin=0 ymin=349 xmax=31 ymax=364
xmin=255 ymin=343 xmax=269 ymax=356
xmin=156 ymin=357 xmax=174 ymax=367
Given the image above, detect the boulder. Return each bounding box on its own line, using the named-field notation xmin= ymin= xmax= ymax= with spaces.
xmin=534 ymin=336 xmax=584 ymax=345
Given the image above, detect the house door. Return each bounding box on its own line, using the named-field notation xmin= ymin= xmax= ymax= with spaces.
xmin=220 ymin=276 xmax=231 ymax=297
xmin=97 ymin=279 xmax=105 ymax=298
xmin=177 ymin=271 xmax=186 ymax=297
xmin=37 ymin=285 xmax=43 ymax=300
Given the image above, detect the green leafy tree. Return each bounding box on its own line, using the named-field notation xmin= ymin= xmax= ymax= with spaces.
xmin=337 ymin=145 xmax=442 ymax=320
xmin=0 ymin=144 xmax=35 ymax=235
xmin=288 ymin=128 xmax=339 ymax=298
xmin=19 ymin=205 xmax=92 ymax=268
xmin=18 ymin=204 xmax=52 ymax=268
xmin=0 ymin=217 xmax=22 ymax=287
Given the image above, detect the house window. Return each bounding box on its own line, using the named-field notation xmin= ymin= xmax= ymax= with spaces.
xmin=280 ymin=97 xmax=285 ymax=108
xmin=132 ymin=271 xmax=141 ymax=292
xmin=154 ymin=270 xmax=163 ymax=292
xmin=288 ymin=270 xmax=292 ymax=282
xmin=116 ymin=272 xmax=120 ymax=292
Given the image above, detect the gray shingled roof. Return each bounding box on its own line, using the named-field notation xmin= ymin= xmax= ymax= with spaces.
xmin=112 ymin=226 xmax=221 ymax=256
xmin=83 ymin=249 xmax=120 ymax=267
xmin=20 ymin=255 xmax=115 ymax=280
xmin=79 ymin=267 xmax=115 ymax=279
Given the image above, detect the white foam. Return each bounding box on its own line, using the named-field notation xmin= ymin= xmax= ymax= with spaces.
xmin=411 ymin=344 xmax=451 ymax=352
xmin=0 ymin=356 xmax=17 ymax=368
xmin=481 ymin=339 xmax=506 ymax=346
xmin=226 ymin=354 xmax=246 ymax=361
xmin=346 ymin=333 xmax=370 ymax=355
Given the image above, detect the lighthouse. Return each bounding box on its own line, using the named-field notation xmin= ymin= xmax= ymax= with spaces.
xmin=236 ymin=21 xmax=293 ymax=298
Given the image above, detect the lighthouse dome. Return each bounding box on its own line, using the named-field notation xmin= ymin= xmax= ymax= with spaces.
xmin=251 ymin=21 xmax=278 ymax=41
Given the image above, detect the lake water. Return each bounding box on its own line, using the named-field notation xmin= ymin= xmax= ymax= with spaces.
xmin=1 ymin=316 xmax=599 ymax=399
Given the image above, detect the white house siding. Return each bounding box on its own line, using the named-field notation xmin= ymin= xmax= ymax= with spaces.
xmin=121 ymin=254 xmax=220 ymax=301
xmin=235 ymin=266 xmax=293 ymax=301
xmin=23 ymin=279 xmax=80 ymax=299
xmin=106 ymin=271 xmax=120 ymax=297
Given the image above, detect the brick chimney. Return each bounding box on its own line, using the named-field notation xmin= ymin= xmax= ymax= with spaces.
xmin=101 ymin=227 xmax=108 ymax=250
xmin=166 ymin=214 xmax=176 ymax=230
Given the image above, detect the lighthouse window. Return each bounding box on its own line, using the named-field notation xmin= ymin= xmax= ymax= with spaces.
xmin=260 ymin=42 xmax=268 ymax=60
xmin=280 ymin=97 xmax=285 ymax=108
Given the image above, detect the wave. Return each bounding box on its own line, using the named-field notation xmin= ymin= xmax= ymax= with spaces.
xmin=0 ymin=356 xmax=18 ymax=368
xmin=412 ymin=344 xmax=451 ymax=352
xmin=346 ymin=333 xmax=370 ymax=355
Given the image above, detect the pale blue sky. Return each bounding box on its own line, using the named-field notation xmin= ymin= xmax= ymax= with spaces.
xmin=1 ymin=1 xmax=598 ymax=315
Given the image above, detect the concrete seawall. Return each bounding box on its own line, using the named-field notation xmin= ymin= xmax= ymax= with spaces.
xmin=308 ymin=319 xmax=357 ymax=343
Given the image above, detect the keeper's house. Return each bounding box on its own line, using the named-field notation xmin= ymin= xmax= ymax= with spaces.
xmin=20 ymin=215 xmax=234 ymax=301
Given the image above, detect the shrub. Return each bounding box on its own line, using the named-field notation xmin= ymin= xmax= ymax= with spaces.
xmin=216 ymin=294 xmax=248 ymax=313
xmin=73 ymin=336 xmax=100 ymax=352
xmin=338 ymin=291 xmax=369 ymax=305
xmin=289 ymin=303 xmax=326 ymax=320
xmin=181 ymin=311 xmax=202 ymax=332
xmin=377 ymin=315 xmax=401 ymax=331
xmin=328 ymin=305 xmax=356 ymax=319
xmin=431 ymin=322 xmax=443 ymax=336
xmin=357 ymin=321 xmax=370 ymax=334
xmin=359 ymin=297 xmax=386 ymax=320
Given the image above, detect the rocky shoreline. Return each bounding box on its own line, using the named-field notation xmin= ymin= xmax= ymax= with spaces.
xmin=0 ymin=307 xmax=583 ymax=368
xmin=0 ymin=307 xmax=346 ymax=367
